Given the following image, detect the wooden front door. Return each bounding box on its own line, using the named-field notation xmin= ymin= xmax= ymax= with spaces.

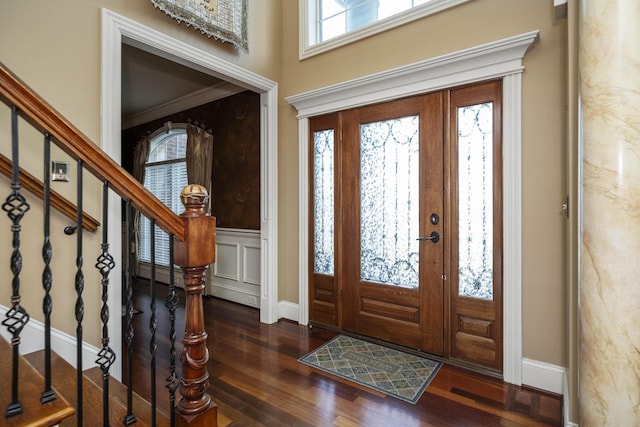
xmin=341 ymin=93 xmax=445 ymax=354
xmin=308 ymin=81 xmax=503 ymax=371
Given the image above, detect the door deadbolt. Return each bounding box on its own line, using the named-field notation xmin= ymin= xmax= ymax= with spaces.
xmin=416 ymin=231 xmax=440 ymax=243
xmin=430 ymin=213 xmax=439 ymax=225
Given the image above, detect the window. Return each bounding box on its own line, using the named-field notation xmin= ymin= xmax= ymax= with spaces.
xmin=138 ymin=127 xmax=188 ymax=266
xmin=301 ymin=0 xmax=471 ymax=58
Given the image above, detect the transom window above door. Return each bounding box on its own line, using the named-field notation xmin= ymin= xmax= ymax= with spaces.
xmin=300 ymin=0 xmax=472 ymax=58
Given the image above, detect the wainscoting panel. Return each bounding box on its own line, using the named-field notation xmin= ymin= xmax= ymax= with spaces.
xmin=209 ymin=228 xmax=261 ymax=308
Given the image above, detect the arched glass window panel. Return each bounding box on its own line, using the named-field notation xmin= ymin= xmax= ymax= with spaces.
xmin=138 ymin=128 xmax=188 ymax=266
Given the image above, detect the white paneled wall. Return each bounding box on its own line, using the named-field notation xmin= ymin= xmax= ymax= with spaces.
xmin=209 ymin=228 xmax=261 ymax=308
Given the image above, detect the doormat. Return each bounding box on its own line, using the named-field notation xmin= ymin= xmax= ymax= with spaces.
xmin=299 ymin=334 xmax=441 ymax=404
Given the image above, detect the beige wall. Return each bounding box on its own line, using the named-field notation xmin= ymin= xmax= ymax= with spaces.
xmin=279 ymin=0 xmax=567 ymax=367
xmin=0 ymin=0 xmax=282 ymax=345
xmin=1 ymin=0 xmax=568 ymax=370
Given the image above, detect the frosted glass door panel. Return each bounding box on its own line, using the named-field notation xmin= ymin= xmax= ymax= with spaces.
xmin=360 ymin=116 xmax=419 ymax=289
xmin=313 ymin=129 xmax=335 ymax=275
xmin=458 ymin=102 xmax=493 ymax=300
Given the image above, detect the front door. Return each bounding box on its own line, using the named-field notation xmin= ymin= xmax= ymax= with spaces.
xmin=308 ymin=81 xmax=503 ymax=371
xmin=341 ymin=93 xmax=444 ymax=354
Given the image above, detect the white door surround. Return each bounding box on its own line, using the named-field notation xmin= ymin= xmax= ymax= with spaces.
xmin=286 ymin=30 xmax=539 ymax=386
xmin=101 ymin=9 xmax=279 ymax=380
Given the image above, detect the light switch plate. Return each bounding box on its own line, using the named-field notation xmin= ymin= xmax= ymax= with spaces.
xmin=52 ymin=161 xmax=69 ymax=182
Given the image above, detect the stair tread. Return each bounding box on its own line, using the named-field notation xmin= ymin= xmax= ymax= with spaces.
xmin=0 ymin=336 xmax=75 ymax=427
xmin=24 ymin=348 xmax=169 ymax=427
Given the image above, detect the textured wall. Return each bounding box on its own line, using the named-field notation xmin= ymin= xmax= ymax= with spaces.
xmin=122 ymin=90 xmax=261 ymax=230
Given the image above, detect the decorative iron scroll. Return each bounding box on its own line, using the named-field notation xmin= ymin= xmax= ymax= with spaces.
xmin=150 ymin=0 xmax=248 ymax=51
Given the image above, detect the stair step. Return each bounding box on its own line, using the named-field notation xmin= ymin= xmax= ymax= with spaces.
xmin=24 ymin=349 xmax=169 ymax=427
xmin=84 ymin=366 xmax=172 ymax=427
xmin=0 ymin=336 xmax=75 ymax=427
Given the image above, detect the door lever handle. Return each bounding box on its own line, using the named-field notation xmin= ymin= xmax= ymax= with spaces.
xmin=416 ymin=231 xmax=439 ymax=243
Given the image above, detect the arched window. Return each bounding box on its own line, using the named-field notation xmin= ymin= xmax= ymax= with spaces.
xmin=138 ymin=127 xmax=188 ymax=266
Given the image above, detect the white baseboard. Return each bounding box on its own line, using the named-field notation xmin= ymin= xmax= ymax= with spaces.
xmin=522 ymin=357 xmax=565 ymax=394
xmin=208 ymin=282 xmax=260 ymax=308
xmin=1 ymin=304 xmax=100 ymax=371
xmin=278 ymin=301 xmax=299 ymax=323
xmin=563 ymin=370 xmax=579 ymax=426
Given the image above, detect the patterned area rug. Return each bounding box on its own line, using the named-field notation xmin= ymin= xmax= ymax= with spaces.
xmin=299 ymin=335 xmax=442 ymax=404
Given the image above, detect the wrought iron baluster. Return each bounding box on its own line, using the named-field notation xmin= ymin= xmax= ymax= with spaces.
xmin=165 ymin=235 xmax=179 ymax=426
xmin=2 ymin=105 xmax=30 ymax=418
xmin=41 ymin=133 xmax=56 ymax=404
xmin=95 ymin=181 xmax=116 ymax=426
xmin=150 ymin=219 xmax=158 ymax=426
xmin=123 ymin=201 xmax=137 ymax=426
xmin=74 ymin=160 xmax=85 ymax=427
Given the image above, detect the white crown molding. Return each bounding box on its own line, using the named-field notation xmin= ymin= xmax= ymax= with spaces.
xmin=121 ymin=82 xmax=245 ymax=129
xmin=287 ymin=30 xmax=539 ymax=118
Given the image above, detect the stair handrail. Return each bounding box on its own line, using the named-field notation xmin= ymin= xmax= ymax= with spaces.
xmin=0 ymin=63 xmax=184 ymax=240
xmin=0 ymin=62 xmax=217 ymax=425
xmin=0 ymin=153 xmax=100 ymax=232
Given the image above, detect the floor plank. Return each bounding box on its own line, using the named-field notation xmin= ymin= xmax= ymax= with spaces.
xmin=126 ymin=279 xmax=562 ymax=426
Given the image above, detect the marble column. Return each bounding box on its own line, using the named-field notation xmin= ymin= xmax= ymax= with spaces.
xmin=579 ymin=1 xmax=640 ymax=425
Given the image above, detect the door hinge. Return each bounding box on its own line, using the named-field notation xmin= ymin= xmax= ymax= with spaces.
xmin=339 ymin=129 xmax=343 ymax=143
xmin=561 ymin=195 xmax=569 ymax=218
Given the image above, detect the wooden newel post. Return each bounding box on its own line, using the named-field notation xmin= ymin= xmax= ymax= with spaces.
xmin=174 ymin=184 xmax=217 ymax=427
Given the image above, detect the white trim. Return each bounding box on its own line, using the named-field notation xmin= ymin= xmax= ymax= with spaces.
xmin=297 ymin=118 xmax=310 ymax=325
xmin=502 ymin=73 xmax=523 ymax=385
xmin=101 ymin=10 xmax=124 ymax=381
xmin=522 ymin=357 xmax=565 ymax=395
xmin=209 ymin=283 xmax=260 ymax=308
xmin=1 ymin=305 xmax=100 ymax=371
xmin=563 ymin=370 xmax=579 ymax=427
xmin=278 ymin=301 xmax=300 ymax=323
xmin=101 ymin=9 xmax=279 ymax=378
xmin=288 ymin=30 xmax=539 ymax=119
xmin=287 ymin=30 xmax=539 ymax=385
xmin=260 ymin=91 xmax=280 ymax=324
xmin=299 ymin=0 xmax=472 ymax=60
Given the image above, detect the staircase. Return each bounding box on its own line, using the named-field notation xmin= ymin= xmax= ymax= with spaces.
xmin=0 ymin=63 xmax=217 ymax=426
xmin=0 ymin=336 xmax=171 ymax=426
xmin=0 ymin=336 xmax=75 ymax=426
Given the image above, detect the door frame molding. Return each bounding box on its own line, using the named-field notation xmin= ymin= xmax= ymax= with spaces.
xmin=101 ymin=9 xmax=279 ymax=381
xmin=286 ymin=30 xmax=539 ymax=385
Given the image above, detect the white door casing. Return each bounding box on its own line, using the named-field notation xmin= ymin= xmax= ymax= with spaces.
xmin=287 ymin=30 xmax=539 ymax=385
xmin=101 ymin=9 xmax=279 ymax=380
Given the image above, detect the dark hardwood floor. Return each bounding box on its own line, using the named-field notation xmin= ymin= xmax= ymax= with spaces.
xmin=124 ymin=279 xmax=562 ymax=426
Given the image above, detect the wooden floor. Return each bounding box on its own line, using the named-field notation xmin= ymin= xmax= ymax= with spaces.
xmin=125 ymin=279 xmax=562 ymax=426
